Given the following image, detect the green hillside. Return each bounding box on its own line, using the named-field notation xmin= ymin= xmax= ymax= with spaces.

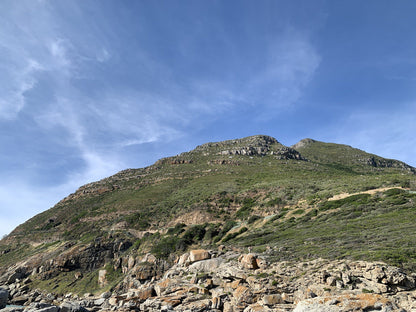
xmin=1 ymin=135 xmax=416 ymax=294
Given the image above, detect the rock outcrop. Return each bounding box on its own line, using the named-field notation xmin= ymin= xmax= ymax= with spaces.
xmin=3 ymin=250 xmax=416 ymax=312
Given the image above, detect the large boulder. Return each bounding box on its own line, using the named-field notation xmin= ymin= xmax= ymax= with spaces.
xmin=239 ymin=254 xmax=259 ymax=270
xmin=189 ymin=258 xmax=224 ymax=272
xmin=60 ymin=301 xmax=89 ymax=312
xmin=189 ymin=250 xmax=210 ymax=263
xmin=0 ymin=287 xmax=9 ymax=309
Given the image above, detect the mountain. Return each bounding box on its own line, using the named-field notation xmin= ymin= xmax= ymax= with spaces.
xmin=1 ymin=135 xmax=416 ymax=311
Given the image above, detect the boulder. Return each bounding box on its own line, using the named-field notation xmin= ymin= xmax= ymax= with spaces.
xmin=262 ymin=294 xmax=282 ymax=306
xmin=136 ymin=287 xmax=156 ymax=301
xmin=239 ymin=254 xmax=259 ymax=270
xmin=98 ymin=269 xmax=107 ymax=287
xmin=189 ymin=258 xmax=224 ymax=272
xmin=255 ymin=257 xmax=267 ymax=269
xmin=100 ymin=291 xmax=111 ymax=299
xmin=177 ymin=253 xmax=189 ymax=266
xmin=25 ymin=302 xmax=57 ymax=311
xmin=93 ymin=298 xmax=106 ymax=306
xmin=33 ymin=306 xmax=60 ymax=312
xmin=233 ymin=285 xmax=255 ymax=305
xmin=10 ymin=295 xmax=28 ymax=306
xmin=155 ymin=278 xmax=177 ymax=296
xmin=141 ymin=253 xmax=157 ymax=264
xmin=189 ymin=250 xmax=210 ymax=263
xmin=60 ymin=301 xmax=89 ymax=312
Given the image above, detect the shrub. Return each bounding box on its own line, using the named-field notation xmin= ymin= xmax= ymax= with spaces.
xmin=204 ymin=224 xmax=220 ymax=241
xmin=265 ymin=197 xmax=283 ymax=207
xmin=235 ymin=198 xmax=256 ymax=220
xmin=150 ymin=236 xmax=180 ymax=259
xmin=319 ymin=194 xmax=371 ymax=211
xmin=167 ymin=223 xmax=186 ymax=236
xmin=247 ymin=215 xmax=261 ymax=224
xmin=182 ymin=224 xmax=206 ymax=244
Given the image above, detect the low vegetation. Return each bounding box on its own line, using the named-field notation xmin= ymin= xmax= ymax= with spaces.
xmin=1 ymin=135 xmax=416 ymax=276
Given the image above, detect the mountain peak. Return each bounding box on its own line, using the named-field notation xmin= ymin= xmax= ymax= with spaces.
xmin=291 ymin=138 xmax=317 ymax=150
xmin=190 ymin=135 xmax=306 ymax=160
xmin=194 ymin=135 xmax=280 ymax=152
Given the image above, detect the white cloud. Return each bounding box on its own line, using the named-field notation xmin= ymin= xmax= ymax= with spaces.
xmin=249 ymin=31 xmax=321 ymax=108
xmin=0 ymin=59 xmax=43 ymax=119
xmin=0 ymin=1 xmax=324 ymax=237
xmin=49 ymin=39 xmax=72 ymax=70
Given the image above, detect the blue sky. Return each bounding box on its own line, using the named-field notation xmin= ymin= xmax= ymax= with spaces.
xmin=1 ymin=0 xmax=416 ymax=237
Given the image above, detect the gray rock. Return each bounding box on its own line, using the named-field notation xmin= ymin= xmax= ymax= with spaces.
xmin=0 ymin=287 xmax=9 ymax=309
xmin=93 ymin=298 xmax=106 ymax=306
xmin=60 ymin=301 xmax=89 ymax=312
xmin=26 ymin=302 xmax=55 ymax=310
xmin=10 ymin=295 xmax=28 ymax=306
xmin=99 ymin=291 xmax=111 ymax=299
xmin=30 ymin=306 xmax=60 ymax=312
xmin=188 ymin=258 xmax=224 ymax=272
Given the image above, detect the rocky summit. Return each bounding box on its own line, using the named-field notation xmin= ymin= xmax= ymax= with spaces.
xmin=1 ymin=135 xmax=416 ymax=311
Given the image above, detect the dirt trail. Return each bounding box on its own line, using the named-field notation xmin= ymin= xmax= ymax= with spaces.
xmin=327 ymin=186 xmax=404 ymax=201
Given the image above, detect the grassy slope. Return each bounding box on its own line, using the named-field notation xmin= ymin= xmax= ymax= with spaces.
xmin=1 ymin=136 xmax=416 ymax=273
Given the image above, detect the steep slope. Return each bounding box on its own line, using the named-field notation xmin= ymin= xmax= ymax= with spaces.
xmin=1 ymin=135 xmax=416 ymax=297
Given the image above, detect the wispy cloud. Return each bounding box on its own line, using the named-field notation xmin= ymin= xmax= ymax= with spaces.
xmin=0 ymin=1 xmax=324 ymax=237
xmin=0 ymin=58 xmax=43 ymax=119
xmin=248 ymin=30 xmax=321 ymax=109
xmin=48 ymin=38 xmax=72 ymax=71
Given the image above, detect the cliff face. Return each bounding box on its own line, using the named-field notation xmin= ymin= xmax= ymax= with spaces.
xmin=1 ymin=135 xmax=416 ymax=311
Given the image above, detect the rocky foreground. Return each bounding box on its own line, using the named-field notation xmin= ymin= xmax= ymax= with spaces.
xmin=1 ymin=247 xmax=416 ymax=312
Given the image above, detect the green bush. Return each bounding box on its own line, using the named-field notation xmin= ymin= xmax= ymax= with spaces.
xmin=151 ymin=236 xmax=181 ymax=259
xmin=124 ymin=212 xmax=150 ymax=230
xmin=247 ymin=215 xmax=261 ymax=224
xmin=236 ymin=198 xmax=257 ymax=219
xmin=204 ymin=223 xmax=220 ymax=241
xmin=265 ymin=197 xmax=283 ymax=207
xmin=319 ymin=194 xmax=371 ymax=211
xmin=384 ymin=188 xmax=406 ymax=196
xmin=182 ymin=224 xmax=206 ymax=244
xmin=167 ymin=223 xmax=186 ymax=236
